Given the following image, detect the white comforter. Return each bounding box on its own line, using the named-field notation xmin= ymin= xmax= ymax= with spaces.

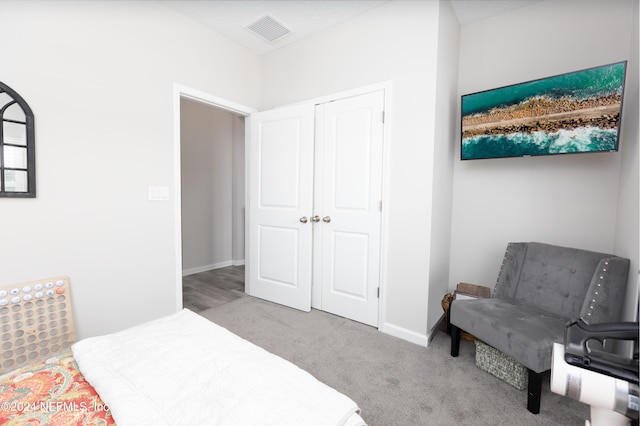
xmin=72 ymin=309 xmax=365 ymax=426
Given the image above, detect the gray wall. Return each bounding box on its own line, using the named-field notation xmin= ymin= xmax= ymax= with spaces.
xmin=616 ymin=0 xmax=639 ymax=321
xmin=181 ymin=99 xmax=245 ymax=275
xmin=449 ymin=0 xmax=638 ymax=321
xmin=0 ymin=1 xmax=260 ymax=339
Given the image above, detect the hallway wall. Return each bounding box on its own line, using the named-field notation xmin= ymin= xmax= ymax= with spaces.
xmin=180 ymin=99 xmax=245 ymax=275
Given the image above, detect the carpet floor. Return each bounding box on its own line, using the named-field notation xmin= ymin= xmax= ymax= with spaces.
xmin=198 ymin=296 xmax=589 ymax=426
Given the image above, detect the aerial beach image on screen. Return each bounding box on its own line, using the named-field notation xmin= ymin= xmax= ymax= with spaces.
xmin=461 ymin=61 xmax=627 ymax=160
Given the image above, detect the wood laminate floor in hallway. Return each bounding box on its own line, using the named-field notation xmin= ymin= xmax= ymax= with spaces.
xmin=182 ymin=265 xmax=245 ymax=312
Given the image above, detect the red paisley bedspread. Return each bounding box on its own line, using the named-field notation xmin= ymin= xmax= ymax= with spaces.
xmin=0 ymin=350 xmax=115 ymax=426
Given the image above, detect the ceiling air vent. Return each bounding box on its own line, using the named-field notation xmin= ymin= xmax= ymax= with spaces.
xmin=246 ymin=14 xmax=291 ymax=43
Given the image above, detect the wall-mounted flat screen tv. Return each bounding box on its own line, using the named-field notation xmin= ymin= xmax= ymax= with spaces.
xmin=461 ymin=61 xmax=627 ymax=160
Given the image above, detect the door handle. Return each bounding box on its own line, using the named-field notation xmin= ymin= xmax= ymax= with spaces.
xmin=311 ymin=215 xmax=320 ymax=223
xmin=299 ymin=216 xmax=308 ymax=223
xmin=322 ymin=216 xmax=331 ymax=223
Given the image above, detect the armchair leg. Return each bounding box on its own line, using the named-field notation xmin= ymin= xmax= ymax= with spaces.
xmin=527 ymin=369 xmax=543 ymax=414
xmin=450 ymin=325 xmax=461 ymax=357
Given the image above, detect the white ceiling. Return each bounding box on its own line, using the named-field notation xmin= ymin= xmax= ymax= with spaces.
xmin=162 ymin=1 xmax=543 ymax=55
xmin=449 ymin=1 xmax=543 ymax=26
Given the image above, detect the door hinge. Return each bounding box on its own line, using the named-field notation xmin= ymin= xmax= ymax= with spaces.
xmin=377 ymin=287 xmax=380 ymax=298
xmin=379 ymin=200 xmax=382 ymax=212
xmin=381 ymin=111 xmax=385 ymax=123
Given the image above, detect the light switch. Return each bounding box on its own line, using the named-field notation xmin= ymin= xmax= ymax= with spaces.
xmin=148 ymin=186 xmax=170 ymax=201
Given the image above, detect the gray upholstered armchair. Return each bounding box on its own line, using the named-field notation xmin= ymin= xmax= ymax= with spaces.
xmin=449 ymin=242 xmax=630 ymax=414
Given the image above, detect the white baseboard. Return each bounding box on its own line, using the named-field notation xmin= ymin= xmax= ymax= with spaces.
xmin=182 ymin=261 xmax=232 ymax=277
xmin=183 ymin=259 xmax=245 ymax=276
xmin=380 ymin=321 xmax=429 ymax=347
xmin=426 ymin=314 xmax=446 ymax=344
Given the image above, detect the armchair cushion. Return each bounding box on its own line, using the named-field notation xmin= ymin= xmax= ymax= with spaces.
xmin=451 ymin=298 xmax=566 ymax=373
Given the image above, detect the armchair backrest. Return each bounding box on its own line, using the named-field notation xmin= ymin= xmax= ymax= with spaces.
xmin=493 ymin=242 xmax=629 ymax=321
xmin=579 ymin=256 xmax=630 ymax=324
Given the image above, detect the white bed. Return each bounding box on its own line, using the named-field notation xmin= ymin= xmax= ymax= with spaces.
xmin=72 ymin=308 xmax=366 ymax=426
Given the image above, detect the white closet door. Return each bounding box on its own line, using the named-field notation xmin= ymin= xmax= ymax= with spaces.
xmin=315 ymin=91 xmax=385 ymax=327
xmin=247 ymin=104 xmax=315 ymax=312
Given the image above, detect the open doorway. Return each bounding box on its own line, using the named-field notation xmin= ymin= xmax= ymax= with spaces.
xmin=176 ymin=89 xmax=253 ymax=312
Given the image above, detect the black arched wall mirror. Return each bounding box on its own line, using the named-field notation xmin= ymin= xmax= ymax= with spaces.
xmin=1 ymin=82 xmax=35 ymax=198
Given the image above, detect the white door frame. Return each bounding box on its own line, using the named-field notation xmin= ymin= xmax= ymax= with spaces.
xmin=172 ymin=83 xmax=256 ymax=312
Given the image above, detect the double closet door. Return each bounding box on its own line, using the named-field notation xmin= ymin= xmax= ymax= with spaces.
xmin=247 ymin=91 xmax=384 ymax=327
